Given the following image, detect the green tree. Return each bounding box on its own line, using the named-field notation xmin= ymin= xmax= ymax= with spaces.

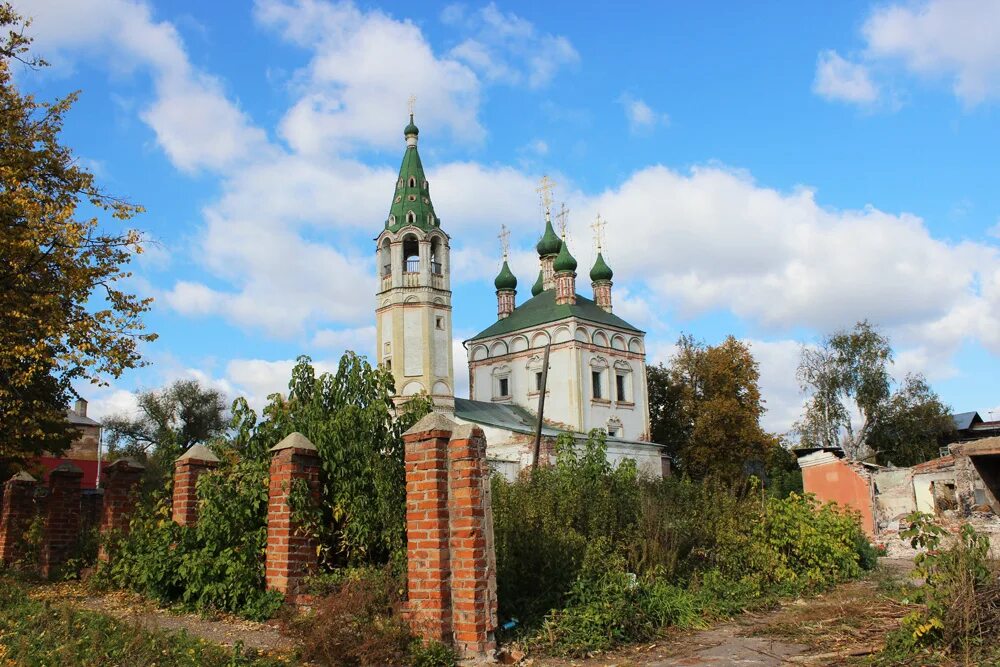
xmin=650 ymin=334 xmax=777 ymax=485
xmin=236 ymin=354 xmax=431 ymax=567
xmin=0 ymin=5 xmax=153 ymax=468
xmin=795 ymin=321 xmax=952 ymax=464
xmin=103 ymin=379 xmax=229 ymax=458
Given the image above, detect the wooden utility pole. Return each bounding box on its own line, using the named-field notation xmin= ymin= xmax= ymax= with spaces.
xmin=532 ymin=343 xmax=552 ymax=471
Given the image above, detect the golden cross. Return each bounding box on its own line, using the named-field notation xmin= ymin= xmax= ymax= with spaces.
xmin=591 ymin=213 xmax=607 ymax=252
xmin=536 ymin=175 xmax=555 ymax=216
xmin=555 ymin=203 xmax=570 ymax=237
xmin=498 ymin=224 xmax=510 ymax=260
xmin=407 ymin=94 xmax=416 ymax=116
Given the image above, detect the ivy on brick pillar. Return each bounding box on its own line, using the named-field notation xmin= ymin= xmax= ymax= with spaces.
xmin=401 ymin=413 xmax=498 ymax=661
xmin=0 ymin=472 xmax=38 ymax=566
xmin=265 ymin=432 xmax=321 ymax=600
xmin=98 ymin=458 xmax=145 ymax=561
xmin=402 ymin=413 xmax=456 ymax=644
xmin=172 ymin=444 xmax=220 ymax=527
xmin=40 ymin=462 xmax=84 ymax=577
xmin=447 ymin=423 xmax=498 ymax=658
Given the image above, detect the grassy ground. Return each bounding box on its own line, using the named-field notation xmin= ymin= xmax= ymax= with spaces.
xmin=0 ymin=576 xmax=290 ymax=667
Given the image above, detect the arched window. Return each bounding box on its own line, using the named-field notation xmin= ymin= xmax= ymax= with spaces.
xmin=408 ymin=176 xmax=416 ymax=187
xmin=402 ymin=234 xmax=419 ymax=272
xmin=388 ymin=214 xmax=395 ymax=226
xmin=406 ymin=210 xmax=416 ymax=224
xmin=590 ymin=356 xmax=609 ymax=401
xmin=380 ymin=238 xmax=391 ymax=277
xmin=430 ymin=236 xmax=442 ymax=275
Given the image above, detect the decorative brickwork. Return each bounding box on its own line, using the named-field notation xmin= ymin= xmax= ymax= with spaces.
xmin=402 ymin=413 xmax=498 ymax=661
xmin=0 ymin=472 xmax=38 ymax=566
xmin=265 ymin=432 xmax=321 ymax=599
xmin=98 ymin=458 xmax=145 ymax=560
xmin=40 ymin=462 xmax=83 ymax=577
xmin=172 ymin=444 xmax=219 ymax=526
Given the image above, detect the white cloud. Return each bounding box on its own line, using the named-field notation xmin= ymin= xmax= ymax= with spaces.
xmin=812 ymin=50 xmax=880 ymax=104
xmin=21 ymin=0 xmax=268 ymax=172
xmin=816 ymin=1 xmax=1000 ymax=107
xmin=619 ymin=94 xmax=670 ymax=133
xmin=442 ymin=2 xmax=579 ymax=89
xmin=311 ymin=326 xmax=377 ymax=354
xmin=745 ymin=339 xmax=809 ymax=435
xmin=255 ymin=0 xmax=483 ymax=155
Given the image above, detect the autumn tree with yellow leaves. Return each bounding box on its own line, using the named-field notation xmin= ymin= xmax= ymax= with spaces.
xmin=0 ymin=4 xmax=154 ymax=469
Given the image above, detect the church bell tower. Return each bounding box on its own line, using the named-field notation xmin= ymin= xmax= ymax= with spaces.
xmin=375 ymin=112 xmax=454 ymax=410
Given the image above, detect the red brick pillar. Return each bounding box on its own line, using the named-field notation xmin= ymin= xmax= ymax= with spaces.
xmin=265 ymin=432 xmax=321 ymax=600
xmin=402 ymin=414 xmax=498 ymax=660
xmin=40 ymin=462 xmax=83 ymax=577
xmin=447 ymin=424 xmax=498 ymax=658
xmin=403 ymin=414 xmax=455 ymax=644
xmin=0 ymin=472 xmax=38 ymax=566
xmin=98 ymin=458 xmax=145 ymax=560
xmin=172 ymin=444 xmax=219 ymax=527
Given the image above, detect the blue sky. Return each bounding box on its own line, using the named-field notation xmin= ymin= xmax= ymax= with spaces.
xmin=15 ymin=0 xmax=1000 ymax=433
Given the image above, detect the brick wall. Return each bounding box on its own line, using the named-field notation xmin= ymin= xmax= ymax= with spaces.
xmin=0 ymin=473 xmax=38 ymax=566
xmin=99 ymin=458 xmax=145 ymax=560
xmin=40 ymin=462 xmax=83 ymax=577
xmin=172 ymin=444 xmax=219 ymax=527
xmin=265 ymin=432 xmax=321 ymax=599
xmin=402 ymin=413 xmax=498 ymax=661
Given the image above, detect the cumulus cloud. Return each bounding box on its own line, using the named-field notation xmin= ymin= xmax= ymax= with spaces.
xmin=619 ymin=94 xmax=670 ymax=133
xmin=813 ymin=50 xmax=880 ymax=104
xmin=441 ymin=2 xmax=579 ymax=88
xmin=20 ymin=0 xmax=268 ymax=172
xmin=816 ymin=0 xmax=1000 ymax=107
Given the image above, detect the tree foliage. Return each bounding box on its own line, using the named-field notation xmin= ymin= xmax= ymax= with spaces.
xmin=795 ymin=321 xmax=952 ymax=464
xmin=647 ymin=335 xmax=778 ymax=484
xmin=0 ymin=5 xmax=153 ymax=465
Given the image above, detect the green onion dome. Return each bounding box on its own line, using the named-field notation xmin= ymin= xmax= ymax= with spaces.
xmin=404 ymin=115 xmax=419 ymax=136
xmin=553 ymin=238 xmax=577 ymax=272
xmin=535 ymin=218 xmax=562 ymax=256
xmin=531 ymin=270 xmax=544 ymax=296
xmin=589 ymin=252 xmax=613 ymax=282
xmin=494 ymin=260 xmax=517 ymax=290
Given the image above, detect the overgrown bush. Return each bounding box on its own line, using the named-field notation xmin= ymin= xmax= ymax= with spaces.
xmin=881 ymin=513 xmax=1000 ymax=664
xmin=493 ymin=431 xmax=876 ymax=655
xmin=291 ymin=567 xmax=456 ymax=667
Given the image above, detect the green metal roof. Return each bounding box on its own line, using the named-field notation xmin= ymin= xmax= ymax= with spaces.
xmin=531 ymin=270 xmax=544 ymax=296
xmin=466 ymin=288 xmax=642 ymax=341
xmin=590 ymin=252 xmax=613 ymax=282
xmin=453 ymin=398 xmax=662 ymax=449
xmin=535 ymin=216 xmax=562 ymax=256
xmin=386 ymin=117 xmax=438 ymax=233
xmin=494 ymin=260 xmax=517 ymax=290
xmin=553 ymin=237 xmax=577 ymax=272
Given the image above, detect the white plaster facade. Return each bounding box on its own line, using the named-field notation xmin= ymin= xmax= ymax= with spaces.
xmin=466 ymin=321 xmax=650 ymax=442
xmin=375 ymin=225 xmax=455 ymax=410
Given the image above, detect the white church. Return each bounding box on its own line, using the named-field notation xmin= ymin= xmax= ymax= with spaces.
xmin=375 ymin=115 xmax=666 ymax=478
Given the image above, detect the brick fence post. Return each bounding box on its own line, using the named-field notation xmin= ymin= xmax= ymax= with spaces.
xmin=265 ymin=432 xmax=321 ymax=600
xmin=40 ymin=462 xmax=83 ymax=577
xmin=447 ymin=424 xmax=498 ymax=658
xmin=98 ymin=458 xmax=145 ymax=560
xmin=402 ymin=413 xmax=456 ymax=645
xmin=0 ymin=472 xmax=38 ymax=566
xmin=172 ymin=444 xmax=219 ymax=527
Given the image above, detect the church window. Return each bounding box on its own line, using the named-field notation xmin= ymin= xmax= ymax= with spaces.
xmin=616 ymin=373 xmax=627 ymax=402
xmin=498 ymin=377 xmax=509 ymax=398
xmin=406 ymin=210 xmax=416 ymax=224
xmin=435 ymin=316 xmax=444 ymax=330
xmin=423 ymin=180 xmax=428 ymax=189
xmin=384 ymin=358 xmax=392 ymax=371
xmin=607 ymin=418 xmax=622 ymax=438
xmin=534 ymin=371 xmax=543 ymax=391
xmin=388 ymin=214 xmax=396 ymax=225
xmin=408 ymin=176 xmax=416 ymax=187
xmin=591 ymin=370 xmax=603 ymax=400
xmin=607 ymin=424 xmax=618 ymax=437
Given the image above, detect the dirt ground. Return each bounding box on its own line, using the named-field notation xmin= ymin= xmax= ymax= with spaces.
xmin=26 ymin=581 xmax=296 ymax=655
xmin=530 ymin=560 xmax=916 ymax=667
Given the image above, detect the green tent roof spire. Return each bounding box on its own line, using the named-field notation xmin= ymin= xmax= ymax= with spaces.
xmin=531 ymin=270 xmax=544 ymax=296
xmin=385 ymin=114 xmax=438 ymax=233
xmin=590 ymin=252 xmax=613 ymax=282
xmin=494 ymin=260 xmax=517 ymax=290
